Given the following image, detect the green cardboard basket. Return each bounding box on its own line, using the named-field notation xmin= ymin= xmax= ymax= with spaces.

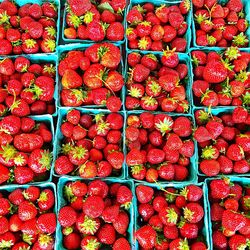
xmin=0 ymin=182 xmax=58 ymax=246
xmin=193 ymin=106 xmax=250 ymax=178
xmin=125 ymin=0 xmax=192 ymax=53
xmin=192 ymin=0 xmax=250 ymax=49
xmin=125 ymin=51 xmax=193 ymax=114
xmin=134 ymin=182 xmax=210 ymax=249
xmin=57 ymin=43 xmax=126 ymax=111
xmin=0 ymin=53 xmax=59 ymax=116
xmin=0 ymin=0 xmax=61 ymax=54
xmin=56 ymin=176 xmax=135 ymax=250
xmin=52 ymin=107 xmax=127 ymax=179
xmin=205 ymin=176 xmax=250 ymax=247
xmin=125 ymin=110 xmax=198 ymax=184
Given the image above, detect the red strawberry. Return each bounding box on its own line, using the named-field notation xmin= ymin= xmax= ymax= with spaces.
xmin=135 ymin=225 xmax=156 ymax=249
xmin=106 ymin=22 xmax=124 ymax=41
xmin=113 ymin=238 xmax=131 ymax=250
xmin=18 ymin=201 xmax=37 ymax=221
xmin=97 ymin=224 xmax=116 ymax=244
xmin=203 ymin=61 xmax=227 ymax=83
xmin=37 ymin=213 xmax=56 ymax=234
xmin=58 ymin=206 xmax=77 ymax=227
xmin=86 ymin=21 xmax=105 ymax=41
xmin=113 ymin=211 xmax=129 ymax=234
xmin=136 ymin=185 xmax=154 ymax=203
xmin=68 ymin=0 xmax=91 ymax=16
xmin=83 ymin=196 xmax=105 ymax=218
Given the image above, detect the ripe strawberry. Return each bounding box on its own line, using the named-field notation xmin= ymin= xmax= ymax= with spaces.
xmin=83 ymin=196 xmax=105 ymax=218
xmin=18 ymin=201 xmax=37 ymax=221
xmin=106 ymin=22 xmax=124 ymax=41
xmin=58 ymin=206 xmax=77 ymax=227
xmin=113 ymin=238 xmax=131 ymax=250
xmin=97 ymin=224 xmax=116 ymax=245
xmin=37 ymin=213 xmax=56 ymax=234
xmin=37 ymin=189 xmax=54 ymax=211
xmin=135 ymin=225 xmax=157 ymax=249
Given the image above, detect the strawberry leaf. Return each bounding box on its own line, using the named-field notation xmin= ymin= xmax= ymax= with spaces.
xmin=98 ymin=2 xmax=114 ymax=13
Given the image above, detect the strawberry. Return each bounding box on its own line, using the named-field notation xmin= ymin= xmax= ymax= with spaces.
xmin=58 ymin=206 xmax=77 ymax=227
xmin=113 ymin=238 xmax=131 ymax=250
xmin=106 ymin=22 xmax=124 ymax=41
xmin=68 ymin=0 xmax=91 ymax=16
xmin=37 ymin=189 xmax=54 ymax=211
xmin=83 ymin=196 xmax=105 ymax=218
xmin=136 ymin=185 xmax=154 ymax=203
xmin=97 ymin=224 xmax=116 ymax=245
xmin=135 ymin=225 xmax=157 ymax=249
xmin=18 ymin=201 xmax=37 ymax=221
xmin=37 ymin=213 xmax=56 ymax=234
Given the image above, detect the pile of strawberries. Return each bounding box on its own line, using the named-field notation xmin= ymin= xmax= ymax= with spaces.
xmin=64 ymin=0 xmax=125 ymax=41
xmin=194 ymin=107 xmax=250 ymax=176
xmin=55 ymin=109 xmax=124 ymax=178
xmin=193 ymin=0 xmax=249 ymax=47
xmin=58 ymin=179 xmax=132 ymax=249
xmin=0 ymin=57 xmax=56 ymax=116
xmin=0 ymin=115 xmax=53 ymax=184
xmin=209 ymin=178 xmax=250 ymax=249
xmin=0 ymin=185 xmax=56 ymax=249
xmin=126 ymin=1 xmax=190 ymax=52
xmin=135 ymin=184 xmax=207 ymax=249
xmin=192 ymin=48 xmax=250 ymax=107
xmin=125 ymin=112 xmax=195 ymax=182
xmin=126 ymin=49 xmax=190 ymax=112
xmin=0 ymin=0 xmax=58 ymax=55
xmin=59 ymin=43 xmax=124 ymax=112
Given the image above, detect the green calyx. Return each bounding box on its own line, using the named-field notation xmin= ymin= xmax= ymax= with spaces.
xmin=197 ymin=110 xmax=210 ymax=123
xmin=83 ymin=11 xmax=94 ymax=24
xmin=24 ymin=39 xmax=37 ymax=49
xmin=155 ymin=117 xmax=173 ymax=135
xmin=131 ymin=165 xmax=143 ymax=175
xmin=235 ymin=70 xmax=250 ymax=83
xmin=141 ymin=96 xmax=157 ymax=106
xmin=70 ymin=89 xmax=85 ymax=102
xmin=63 ymin=184 xmax=74 ymax=202
xmin=243 ymin=92 xmax=250 ymax=106
xmin=61 ymin=142 xmax=74 ymax=154
xmin=179 ymin=238 xmax=190 ymax=250
xmin=233 ymin=32 xmax=249 ymax=46
xmin=138 ymin=37 xmax=149 ymax=50
xmin=147 ymin=79 xmax=161 ymax=95
xmin=71 ymin=145 xmax=88 ymax=160
xmin=96 ymin=121 xmax=110 ymax=135
xmin=0 ymin=239 xmax=14 ymax=248
xmin=195 ymin=13 xmax=208 ymax=24
xmin=207 ymin=35 xmax=216 ymax=45
xmin=166 ymin=208 xmax=178 ymax=224
xmin=0 ymin=144 xmax=17 ymax=162
xmin=0 ymin=11 xmax=10 ymax=25
xmin=45 ymin=26 xmax=56 ymax=38
xmin=84 ymin=238 xmax=100 ymax=250
xmin=23 ymin=234 xmax=34 ymax=245
xmin=201 ymin=146 xmax=216 ymax=159
xmin=128 ymin=86 xmax=143 ymax=98
xmin=68 ymin=13 xmax=82 ymax=28
xmin=225 ymin=46 xmax=241 ymax=61
xmin=98 ymin=46 xmax=109 ymax=58
xmin=38 ymin=234 xmax=53 ymax=247
xmin=39 ymin=150 xmax=52 ymax=170
xmin=80 ymin=216 xmax=98 ymax=235
xmin=44 ymin=39 xmax=56 ymax=52
xmin=183 ymin=207 xmax=194 ymax=222
xmin=43 ymin=64 xmax=56 ymax=75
